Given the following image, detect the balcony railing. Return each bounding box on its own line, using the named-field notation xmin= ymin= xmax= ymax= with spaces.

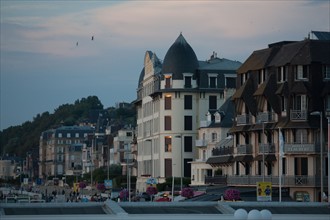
xmin=284 ymin=143 xmax=319 ymax=154
xmin=220 ymin=175 xmax=326 ymax=187
xmin=256 ymin=112 xmax=275 ymax=123
xmin=236 ymin=114 xmax=252 ymax=125
xmin=212 ymin=146 xmax=234 ymax=156
xmin=259 ymin=143 xmax=275 ymax=153
xmin=290 ymin=110 xmax=307 ymax=121
xmin=237 ymin=144 xmax=252 ymax=154
xmin=195 ymin=139 xmax=208 ymax=148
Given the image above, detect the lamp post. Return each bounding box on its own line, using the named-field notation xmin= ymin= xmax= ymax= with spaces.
xmin=327 ymin=116 xmax=330 ymax=204
xmin=175 ymin=135 xmax=183 ymax=191
xmin=311 ymin=111 xmax=323 ymax=202
xmin=258 ymin=120 xmax=265 ymax=182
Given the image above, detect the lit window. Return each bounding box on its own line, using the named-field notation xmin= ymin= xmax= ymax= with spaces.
xmin=165 ymin=136 xmax=172 ymax=152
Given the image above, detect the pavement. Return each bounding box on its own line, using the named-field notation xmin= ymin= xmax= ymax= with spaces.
xmin=1 ymin=200 xmax=329 ymax=220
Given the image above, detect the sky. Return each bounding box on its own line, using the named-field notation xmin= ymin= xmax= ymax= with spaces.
xmin=0 ymin=0 xmax=329 ymax=130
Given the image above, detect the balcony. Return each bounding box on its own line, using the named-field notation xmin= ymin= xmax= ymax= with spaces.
xmin=205 ymin=175 xmax=227 ymax=185
xmin=284 ymin=143 xmax=319 ymax=154
xmin=259 ymin=143 xmax=275 ymax=153
xmin=195 ymin=139 xmax=208 ymax=148
xmin=236 ymin=114 xmax=252 ymax=125
xmin=290 ymin=109 xmax=307 ymax=121
xmin=212 ymin=146 xmax=234 ymax=156
xmin=237 ymin=144 xmax=252 ymax=154
xmin=225 ymin=175 xmax=326 ymax=187
xmin=256 ymin=112 xmax=275 ymax=123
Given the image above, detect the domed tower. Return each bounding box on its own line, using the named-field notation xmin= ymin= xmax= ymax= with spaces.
xmin=162 ymin=33 xmax=199 ymax=80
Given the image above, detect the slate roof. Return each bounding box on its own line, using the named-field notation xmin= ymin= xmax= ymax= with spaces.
xmin=218 ymin=97 xmax=235 ymax=127
xmin=270 ymin=39 xmax=330 ymax=66
xmin=162 ymin=34 xmax=199 ymax=79
xmin=312 ymin=31 xmax=330 ymax=40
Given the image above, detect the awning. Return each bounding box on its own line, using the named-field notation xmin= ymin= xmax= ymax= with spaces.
xmin=206 ymin=155 xmax=233 ymax=167
xmin=255 ymin=154 xmax=277 ymax=162
xmin=233 ymin=155 xmax=254 ymax=162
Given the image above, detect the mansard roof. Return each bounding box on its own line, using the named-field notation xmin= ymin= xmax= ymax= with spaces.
xmin=162 ymin=33 xmax=199 ymax=79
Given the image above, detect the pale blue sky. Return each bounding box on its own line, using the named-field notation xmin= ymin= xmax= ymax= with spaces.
xmin=1 ymin=0 xmax=329 ymax=130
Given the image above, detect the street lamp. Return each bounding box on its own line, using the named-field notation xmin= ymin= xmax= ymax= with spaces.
xmin=327 ymin=116 xmax=330 ymax=204
xmin=175 ymin=135 xmax=183 ymax=191
xmin=310 ymin=111 xmax=323 ymax=202
xmin=257 ymin=120 xmax=266 ymax=182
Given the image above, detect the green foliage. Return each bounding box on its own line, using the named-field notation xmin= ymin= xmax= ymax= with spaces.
xmin=0 ymin=96 xmax=135 ymax=157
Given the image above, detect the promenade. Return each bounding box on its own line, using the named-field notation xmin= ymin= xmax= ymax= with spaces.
xmin=1 ymin=200 xmax=329 ymax=220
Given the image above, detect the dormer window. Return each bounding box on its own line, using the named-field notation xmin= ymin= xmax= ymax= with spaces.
xmin=295 ymin=65 xmax=308 ymax=80
xmin=277 ymin=66 xmax=288 ymax=82
xmin=165 ymin=75 xmax=172 ymax=88
xmin=214 ymin=112 xmax=221 ymax=123
xmin=184 ymin=76 xmax=192 ymax=88
xmin=208 ymin=73 xmax=217 ymax=88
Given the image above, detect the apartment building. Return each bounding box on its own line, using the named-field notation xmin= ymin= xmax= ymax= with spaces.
xmin=134 ymin=33 xmax=241 ymax=191
xmin=38 ymin=126 xmax=94 ymax=179
xmin=190 ymin=97 xmax=235 ymax=186
xmin=216 ymin=38 xmax=330 ymax=202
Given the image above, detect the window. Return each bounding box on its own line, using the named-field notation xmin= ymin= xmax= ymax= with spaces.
xmin=293 ymin=95 xmax=307 ymax=110
xmin=184 ymin=136 xmax=192 ymax=152
xmin=295 ymin=65 xmax=308 ymax=80
xmin=294 ymin=157 xmax=308 ymax=175
xmin=165 ymin=95 xmax=171 ymax=110
xmin=277 ymin=66 xmax=287 ymax=82
xmin=185 ymin=76 xmax=192 ymax=88
xmin=209 ymin=76 xmax=217 ymax=88
xmin=164 ymin=116 xmax=171 ymax=130
xmin=184 ymin=158 xmax=193 ymax=177
xmin=294 ymin=129 xmax=308 ymax=143
xmin=323 ymin=65 xmax=330 ymax=79
xmin=258 ymin=69 xmax=263 ymax=84
xmin=58 ymin=133 xmax=62 ymax=138
xmin=267 ymin=161 xmax=272 ymax=175
xmin=165 ymin=159 xmax=172 ymax=177
xmin=282 ymin=158 xmax=286 ymax=175
xmin=126 ymin=132 xmax=132 ymax=137
xmin=184 ymin=95 xmax=192 ymax=109
xmin=165 ymin=76 xmax=171 ymax=88
xmin=245 ymin=163 xmax=250 ymax=175
xmin=67 ymin=133 xmax=71 ymax=138
xmin=209 ymin=96 xmax=217 ymax=110
xmin=281 ymin=96 xmax=287 ymax=112
xmin=184 ymin=116 xmax=192 ymax=130
xmin=326 ymin=95 xmax=330 ymax=111
xmin=75 ymin=133 xmax=79 ymax=138
xmin=236 ymin=161 xmax=240 ymax=175
xmin=165 ymin=136 xmax=172 ymax=152
xmin=211 ymin=133 xmax=217 ymax=142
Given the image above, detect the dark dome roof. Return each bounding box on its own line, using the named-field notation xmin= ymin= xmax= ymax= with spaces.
xmin=138 ymin=67 xmax=145 ymax=87
xmin=162 ymin=34 xmax=199 ymax=79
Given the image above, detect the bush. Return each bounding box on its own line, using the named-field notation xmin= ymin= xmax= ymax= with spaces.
xmin=181 ymin=187 xmax=194 ymax=198
xmin=146 ymin=185 xmax=158 ymax=195
xmin=224 ymin=189 xmax=240 ymax=201
xmin=79 ymin=181 xmax=86 ymax=189
xmin=119 ymin=188 xmax=128 ymax=201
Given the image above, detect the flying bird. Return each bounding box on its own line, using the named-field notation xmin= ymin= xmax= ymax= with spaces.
xmin=91 ymin=36 xmax=94 ymax=41
xmin=76 ymin=42 xmax=78 ymax=46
